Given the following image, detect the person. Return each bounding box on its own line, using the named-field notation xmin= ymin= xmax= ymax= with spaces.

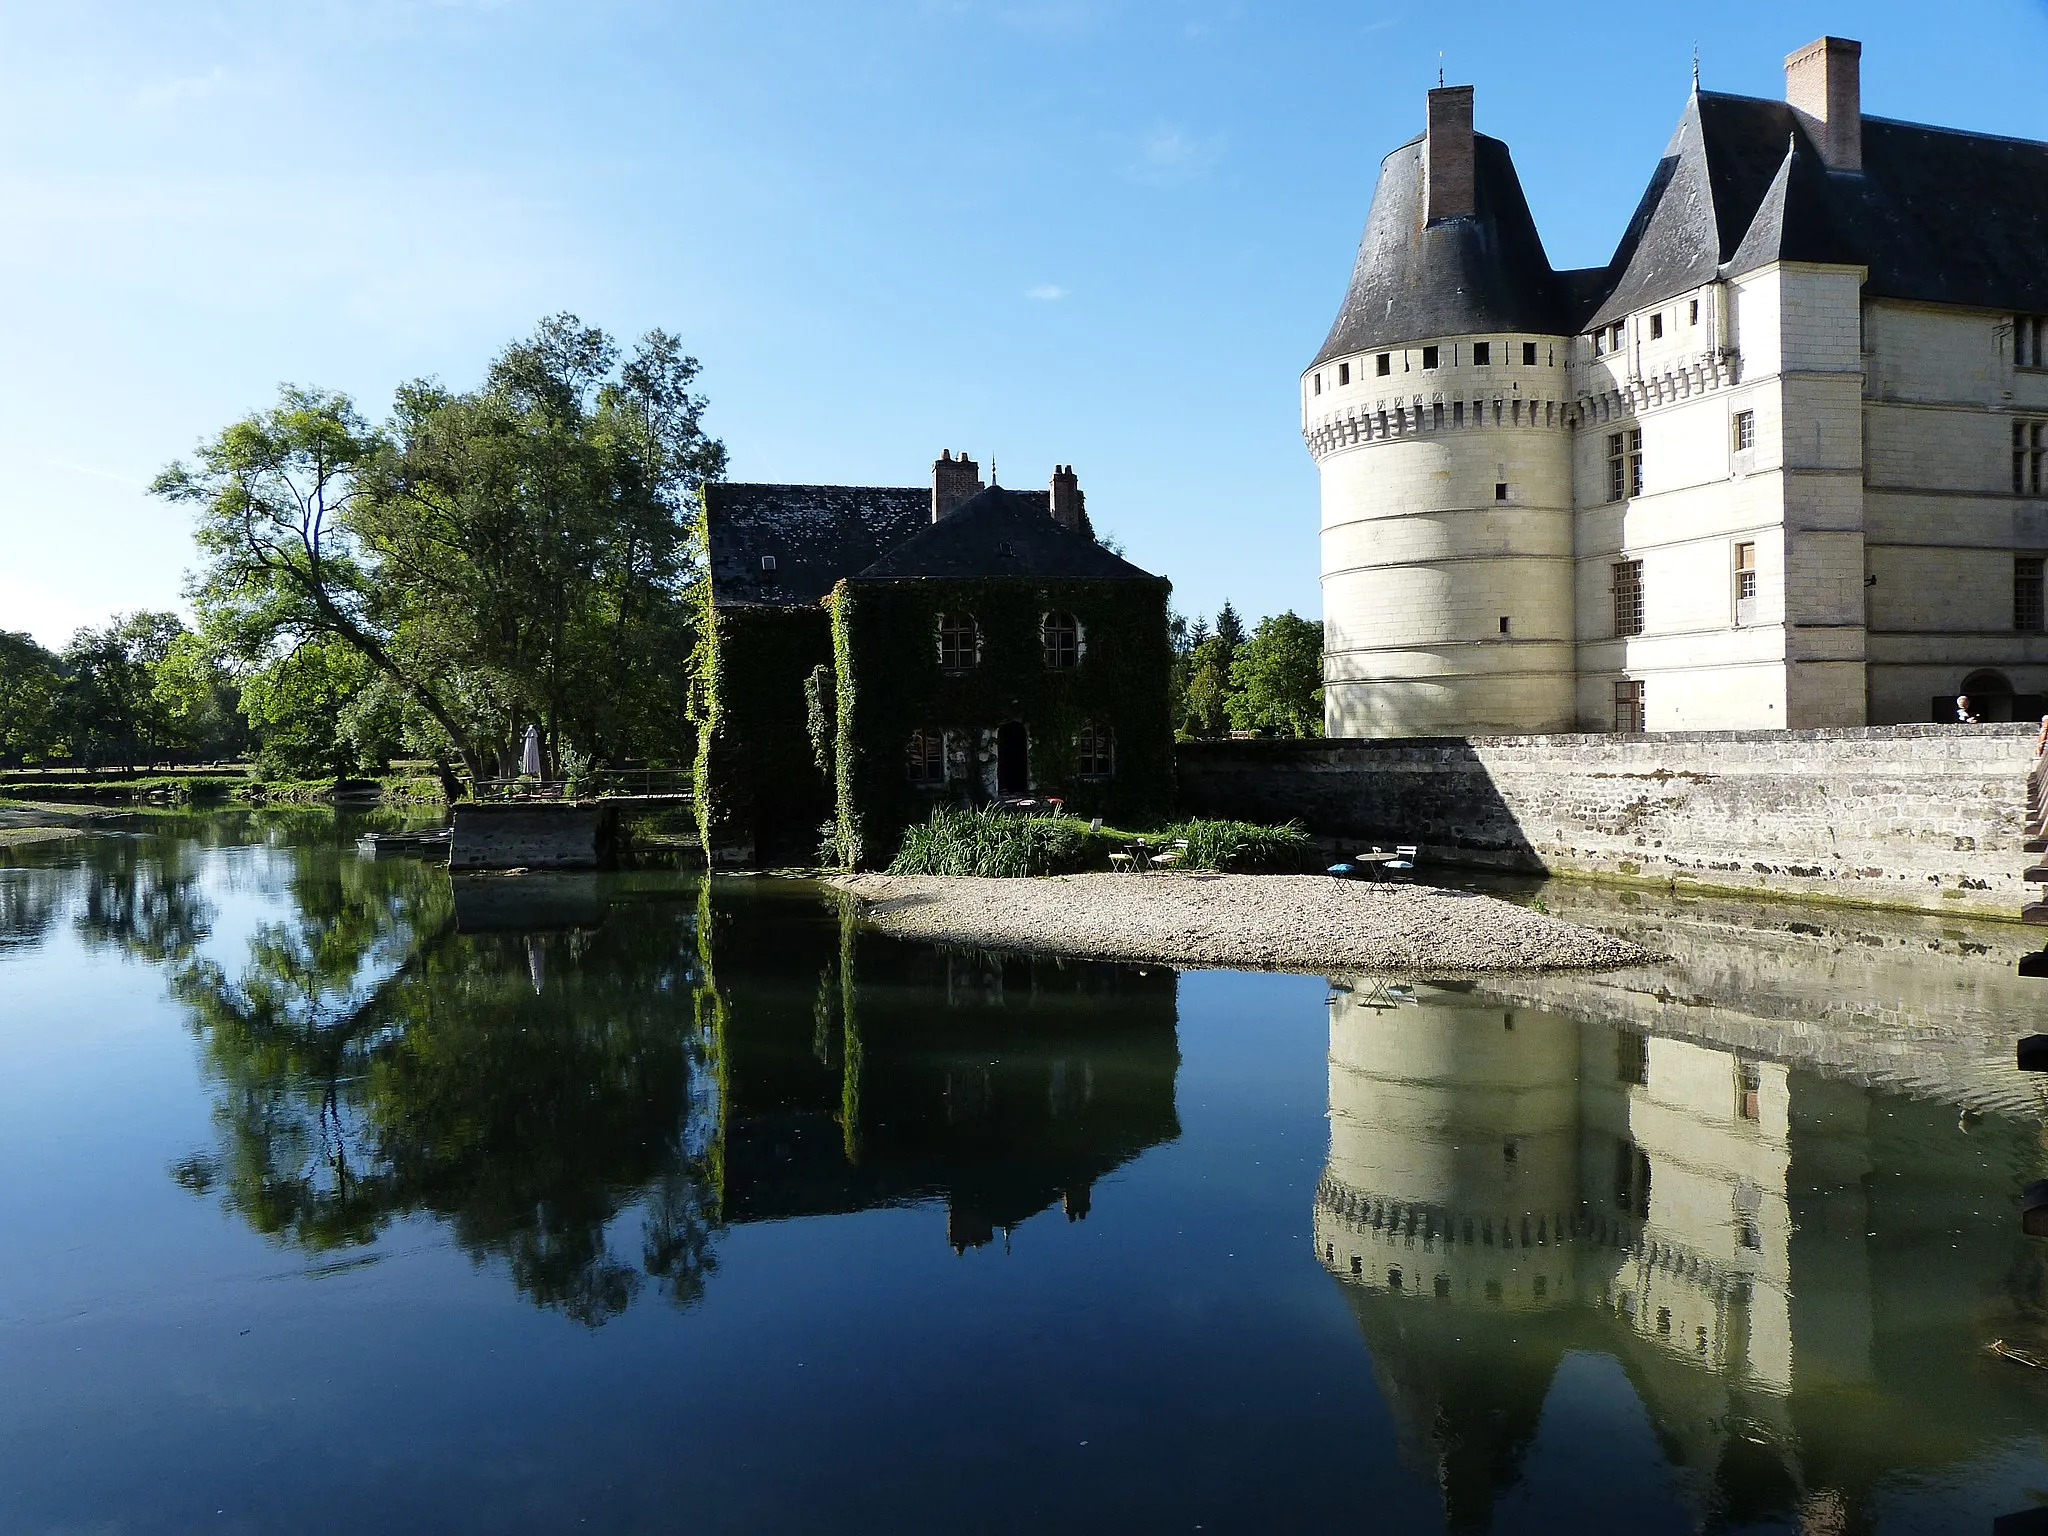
xmin=2035 ymin=713 xmax=2048 ymax=755
xmin=1955 ymin=695 xmax=1981 ymax=724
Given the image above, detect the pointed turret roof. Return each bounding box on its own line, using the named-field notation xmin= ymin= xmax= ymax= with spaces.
xmin=1310 ymin=131 xmax=1574 ymax=367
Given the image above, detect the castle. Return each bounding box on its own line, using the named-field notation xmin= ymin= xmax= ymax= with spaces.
xmin=1305 ymin=36 xmax=2048 ymax=736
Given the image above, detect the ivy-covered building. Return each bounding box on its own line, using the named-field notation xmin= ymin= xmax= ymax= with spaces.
xmin=694 ymin=453 xmax=1173 ymax=866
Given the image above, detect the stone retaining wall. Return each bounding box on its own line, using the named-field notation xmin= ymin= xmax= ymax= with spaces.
xmin=1177 ymin=724 xmax=2036 ymax=917
xmin=449 ymin=803 xmax=622 ymax=871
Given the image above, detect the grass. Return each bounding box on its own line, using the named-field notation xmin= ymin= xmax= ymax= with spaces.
xmin=883 ymin=807 xmax=1313 ymax=878
xmin=0 ymin=773 xmax=242 ymax=804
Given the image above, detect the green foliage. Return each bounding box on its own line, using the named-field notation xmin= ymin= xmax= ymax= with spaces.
xmin=239 ymin=638 xmax=373 ymax=780
xmin=0 ymin=631 xmax=62 ymax=767
xmin=158 ymin=316 xmax=725 ymax=785
xmin=887 ymin=806 xmax=1092 ymax=877
xmin=692 ymin=599 xmax=835 ymax=865
xmin=803 ymin=663 xmax=835 ymax=781
xmin=1160 ymin=816 xmax=1313 ymax=873
xmin=831 ymin=575 xmax=1175 ymax=869
xmin=1226 ymin=611 xmax=1325 ymax=738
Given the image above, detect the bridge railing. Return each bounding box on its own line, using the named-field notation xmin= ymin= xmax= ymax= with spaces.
xmin=463 ymin=767 xmax=693 ymax=802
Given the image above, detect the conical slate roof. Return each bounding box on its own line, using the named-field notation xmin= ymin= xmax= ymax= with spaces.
xmin=1310 ymin=131 xmax=1574 ymax=368
xmin=854 ymin=485 xmax=1162 ymax=584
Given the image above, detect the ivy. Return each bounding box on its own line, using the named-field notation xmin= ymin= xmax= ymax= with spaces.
xmin=829 ymin=573 xmax=1174 ymax=868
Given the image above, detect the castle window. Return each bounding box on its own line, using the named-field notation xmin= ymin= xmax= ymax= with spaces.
xmin=1472 ymin=341 xmax=1491 ymax=365
xmin=1612 ymin=561 xmax=1645 ymax=638
xmin=1452 ymin=401 xmax=1464 ymax=427
xmin=2017 ymin=557 xmax=2044 ymax=633
xmin=1657 ymin=1307 xmax=1671 ymax=1335
xmin=1615 ymin=678 xmax=1647 ymax=731
xmin=1421 ymin=345 xmax=1440 ymax=369
xmin=1593 ymin=330 xmax=1605 ymax=357
xmin=2017 ymin=420 xmax=2048 ymax=495
xmin=1650 ymin=312 xmax=1664 ymax=340
xmin=938 ymin=614 xmax=979 ymax=672
xmin=2018 ymin=315 xmax=2048 ymax=370
xmin=1610 ymin=322 xmax=1626 ymax=349
xmin=1607 ymin=431 xmax=1643 ymax=501
xmin=1733 ymin=410 xmax=1755 ymax=452
xmin=1690 ymin=298 xmax=1700 ymax=325
xmin=1376 ymin=352 xmax=1391 ymax=376
xmin=1387 ymin=1267 xmax=1403 ymax=1291
xmin=1494 ymin=482 xmax=1509 ymax=502
xmin=1337 ymin=362 xmax=1350 ymax=385
xmin=906 ymin=728 xmax=945 ymax=786
xmin=1312 ymin=373 xmax=1321 ymax=395
xmin=760 ymin=554 xmax=778 ymax=573
xmin=1498 ymin=615 xmax=1511 ymax=635
xmin=1522 ymin=341 xmax=1538 ymax=365
xmin=1735 ymin=541 xmax=1757 ymax=625
xmin=1076 ymin=722 xmax=1114 ymax=779
xmin=1042 ymin=612 xmax=1081 ymax=669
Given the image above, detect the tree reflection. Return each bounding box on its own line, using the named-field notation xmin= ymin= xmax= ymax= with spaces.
xmin=172 ymin=853 xmax=719 ymax=1325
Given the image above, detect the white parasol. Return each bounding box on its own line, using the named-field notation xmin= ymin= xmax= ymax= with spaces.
xmin=521 ymin=725 xmax=542 ymax=777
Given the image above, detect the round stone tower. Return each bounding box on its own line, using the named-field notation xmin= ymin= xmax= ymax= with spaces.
xmin=1305 ymin=84 xmax=1576 ymax=737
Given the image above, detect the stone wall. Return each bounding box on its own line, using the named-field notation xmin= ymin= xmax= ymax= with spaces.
xmin=1176 ymin=723 xmax=2035 ymax=917
xmin=449 ymin=803 xmax=622 ymax=871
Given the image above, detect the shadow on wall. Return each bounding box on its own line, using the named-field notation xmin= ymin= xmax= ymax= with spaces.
xmin=1174 ymin=726 xmax=2038 ymax=918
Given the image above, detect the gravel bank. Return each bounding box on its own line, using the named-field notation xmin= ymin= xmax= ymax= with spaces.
xmin=830 ymin=873 xmax=1649 ymax=974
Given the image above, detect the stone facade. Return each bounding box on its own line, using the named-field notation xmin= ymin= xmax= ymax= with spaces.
xmin=1176 ymin=723 xmax=2035 ymax=918
xmin=1307 ymin=37 xmax=2048 ymax=735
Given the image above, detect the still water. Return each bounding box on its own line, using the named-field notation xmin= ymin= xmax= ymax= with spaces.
xmin=2 ymin=812 xmax=2047 ymax=1534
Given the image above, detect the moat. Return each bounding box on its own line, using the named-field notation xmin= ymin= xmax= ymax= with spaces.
xmin=3 ymin=811 xmax=2046 ymax=1534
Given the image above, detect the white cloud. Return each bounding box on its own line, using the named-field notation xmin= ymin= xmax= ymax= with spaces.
xmin=1127 ymin=123 xmax=1222 ymax=187
xmin=1025 ymin=283 xmax=1069 ymax=301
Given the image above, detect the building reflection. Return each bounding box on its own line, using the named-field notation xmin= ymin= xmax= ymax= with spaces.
xmin=1316 ymin=981 xmax=2048 ymax=1533
xmin=697 ymin=877 xmax=1180 ymax=1252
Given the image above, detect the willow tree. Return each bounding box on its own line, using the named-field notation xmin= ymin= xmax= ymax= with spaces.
xmin=157 ymin=316 xmax=725 ymax=788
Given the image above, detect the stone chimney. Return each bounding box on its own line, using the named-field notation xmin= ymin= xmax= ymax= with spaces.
xmin=1423 ymin=85 xmax=1476 ymax=223
xmin=932 ymin=450 xmax=983 ymax=521
xmin=1785 ymin=36 xmax=1861 ymax=173
xmin=1049 ymin=464 xmax=1085 ymax=533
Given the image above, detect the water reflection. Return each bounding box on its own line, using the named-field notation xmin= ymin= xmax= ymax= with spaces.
xmin=1317 ymin=980 xmax=2048 ymax=1532
xmin=156 ymin=847 xmax=1179 ymax=1322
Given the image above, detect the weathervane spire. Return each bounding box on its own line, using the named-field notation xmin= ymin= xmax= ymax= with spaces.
xmin=1692 ymin=42 xmax=1700 ymax=92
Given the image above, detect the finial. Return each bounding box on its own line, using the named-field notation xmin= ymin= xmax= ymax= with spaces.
xmin=1692 ymin=42 xmax=1700 ymax=92
xmin=990 ymin=456 xmax=997 ymax=485
xmin=1438 ymin=51 xmax=1444 ymax=90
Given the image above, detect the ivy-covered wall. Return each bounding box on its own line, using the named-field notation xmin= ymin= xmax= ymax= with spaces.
xmin=692 ymin=601 xmax=834 ymax=865
xmin=831 ymin=575 xmax=1174 ymax=867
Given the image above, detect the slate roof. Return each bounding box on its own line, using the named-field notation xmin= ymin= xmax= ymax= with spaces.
xmin=853 ymin=486 xmax=1162 ymax=584
xmin=1584 ymin=90 xmax=2048 ymax=328
xmin=1311 ymin=132 xmax=1575 ymax=366
xmin=704 ymin=483 xmax=926 ymax=609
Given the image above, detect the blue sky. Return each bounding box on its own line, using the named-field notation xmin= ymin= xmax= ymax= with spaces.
xmin=5 ymin=0 xmax=2047 ymax=649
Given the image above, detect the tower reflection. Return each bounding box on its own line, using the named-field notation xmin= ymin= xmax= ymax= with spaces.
xmin=1315 ymin=979 xmax=2048 ymax=1532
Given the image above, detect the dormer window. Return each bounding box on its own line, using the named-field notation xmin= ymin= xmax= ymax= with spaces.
xmin=759 ymin=555 xmax=778 ymax=573
xmin=2019 ymin=315 xmax=2048 ymax=370
xmin=938 ymin=614 xmax=979 ymax=672
xmin=1593 ymin=331 xmax=1605 ymax=356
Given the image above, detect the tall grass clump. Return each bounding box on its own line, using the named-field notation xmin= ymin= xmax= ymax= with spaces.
xmin=1162 ymin=817 xmax=1312 ymax=873
xmin=887 ymin=806 xmax=1091 ymax=878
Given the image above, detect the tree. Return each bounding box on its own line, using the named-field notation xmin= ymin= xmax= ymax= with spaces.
xmin=152 ymin=632 xmax=250 ymax=763
xmin=1226 ymin=611 xmax=1325 ymax=738
xmin=0 ymin=631 xmax=62 ymax=767
xmin=1213 ymin=601 xmax=1246 ymax=651
xmin=237 ymin=637 xmax=373 ymax=780
xmin=153 ymin=385 xmax=487 ymax=781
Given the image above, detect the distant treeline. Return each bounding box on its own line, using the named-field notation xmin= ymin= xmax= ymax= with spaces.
xmin=1171 ymin=602 xmax=1323 ymax=739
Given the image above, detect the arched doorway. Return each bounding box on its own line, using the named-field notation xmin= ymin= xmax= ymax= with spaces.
xmin=1960 ymin=669 xmax=2015 ymax=722
xmin=995 ymin=721 xmax=1028 ymax=795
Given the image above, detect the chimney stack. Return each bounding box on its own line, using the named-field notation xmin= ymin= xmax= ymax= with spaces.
xmin=1424 ymin=85 xmax=1476 ymax=223
xmin=931 ymin=449 xmax=983 ymax=521
xmin=1784 ymin=36 xmax=1861 ymax=172
xmin=1049 ymin=464 xmax=1085 ymax=533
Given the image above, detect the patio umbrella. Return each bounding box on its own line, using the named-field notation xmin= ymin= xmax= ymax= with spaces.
xmin=521 ymin=725 xmax=542 ymax=777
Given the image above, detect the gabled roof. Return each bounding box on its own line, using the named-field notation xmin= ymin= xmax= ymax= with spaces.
xmin=853 ymin=486 xmax=1162 ymax=584
xmin=704 ymin=483 xmax=926 ymax=609
xmin=1584 ymin=90 xmax=2048 ymax=327
xmin=1311 ymin=132 xmax=1575 ymax=366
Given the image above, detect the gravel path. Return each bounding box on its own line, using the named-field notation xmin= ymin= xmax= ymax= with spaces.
xmin=830 ymin=873 xmax=1649 ymax=974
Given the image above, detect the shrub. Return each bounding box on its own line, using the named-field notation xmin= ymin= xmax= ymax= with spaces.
xmin=887 ymin=805 xmax=1092 ymax=878
xmin=1160 ymin=817 xmax=1312 ymax=873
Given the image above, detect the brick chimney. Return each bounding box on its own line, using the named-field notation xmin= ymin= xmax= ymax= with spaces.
xmin=1424 ymin=85 xmax=1476 ymax=223
xmin=1785 ymin=36 xmax=1861 ymax=173
xmin=1049 ymin=464 xmax=1085 ymax=533
xmin=932 ymin=450 xmax=983 ymax=521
